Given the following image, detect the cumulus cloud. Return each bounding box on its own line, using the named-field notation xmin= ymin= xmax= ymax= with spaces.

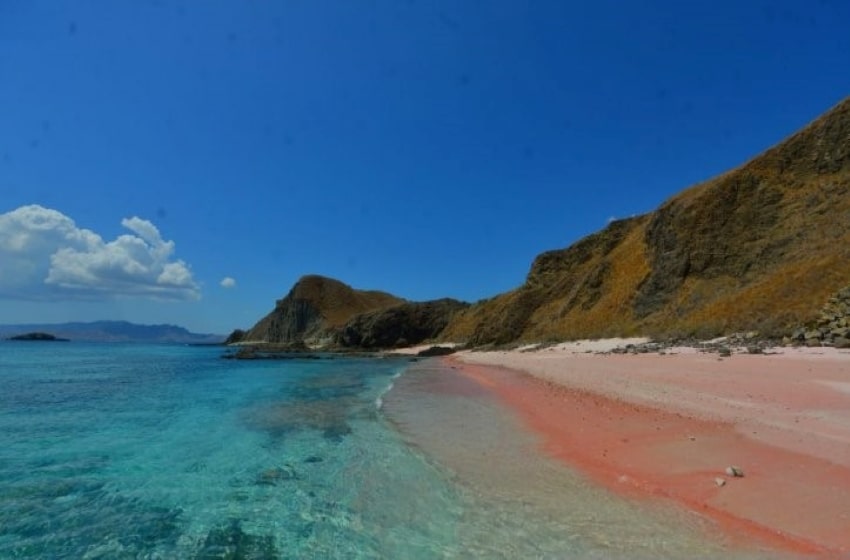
xmin=220 ymin=277 xmax=236 ymax=288
xmin=0 ymin=205 xmax=200 ymax=300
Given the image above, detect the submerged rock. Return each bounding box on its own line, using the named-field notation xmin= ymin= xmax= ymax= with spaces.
xmin=255 ymin=464 xmax=299 ymax=485
xmin=194 ymin=519 xmax=277 ymax=560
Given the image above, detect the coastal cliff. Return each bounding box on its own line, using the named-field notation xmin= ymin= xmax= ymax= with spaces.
xmin=442 ymin=96 xmax=850 ymax=344
xmin=242 ymin=275 xmax=404 ymax=346
xmin=241 ymin=276 xmax=469 ymax=350
xmin=241 ymin=97 xmax=849 ymax=348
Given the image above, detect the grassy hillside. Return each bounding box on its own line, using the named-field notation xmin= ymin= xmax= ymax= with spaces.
xmin=284 ymin=275 xmax=403 ymax=328
xmin=443 ymin=96 xmax=850 ymax=344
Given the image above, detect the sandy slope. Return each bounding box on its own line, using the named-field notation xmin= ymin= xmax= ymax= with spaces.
xmin=451 ymin=342 xmax=850 ymax=555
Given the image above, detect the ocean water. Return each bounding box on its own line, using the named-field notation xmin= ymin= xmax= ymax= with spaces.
xmin=0 ymin=343 xmax=772 ymax=559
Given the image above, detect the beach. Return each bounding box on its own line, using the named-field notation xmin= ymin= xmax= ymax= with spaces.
xmin=448 ymin=341 xmax=850 ymax=556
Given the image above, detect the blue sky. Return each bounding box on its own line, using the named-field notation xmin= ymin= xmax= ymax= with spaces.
xmin=1 ymin=1 xmax=849 ymax=334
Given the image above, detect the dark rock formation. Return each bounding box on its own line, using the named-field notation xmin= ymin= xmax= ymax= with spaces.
xmin=195 ymin=519 xmax=277 ymax=559
xmin=416 ymin=345 xmax=457 ymax=357
xmin=224 ymin=329 xmax=246 ymax=345
xmin=786 ymin=286 xmax=850 ymax=347
xmin=338 ymin=298 xmax=468 ymax=349
xmin=633 ymin=172 xmax=785 ymax=318
xmin=255 ymin=464 xmax=299 ymax=485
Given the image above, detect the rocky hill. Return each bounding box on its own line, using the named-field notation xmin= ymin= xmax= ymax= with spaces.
xmin=242 ymin=275 xmax=404 ymax=346
xmin=442 ymin=96 xmax=850 ymax=344
xmin=241 ymin=276 xmax=470 ymax=349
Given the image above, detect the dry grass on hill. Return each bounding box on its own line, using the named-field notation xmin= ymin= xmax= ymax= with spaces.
xmin=443 ymin=96 xmax=850 ymax=344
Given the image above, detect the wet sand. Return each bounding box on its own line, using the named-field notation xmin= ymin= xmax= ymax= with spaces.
xmin=451 ymin=344 xmax=850 ymax=556
xmin=383 ymin=359 xmax=780 ymax=558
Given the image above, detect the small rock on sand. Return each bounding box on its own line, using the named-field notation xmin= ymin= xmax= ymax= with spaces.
xmin=715 ymin=477 xmax=726 ymax=487
xmin=725 ymin=465 xmax=744 ymax=477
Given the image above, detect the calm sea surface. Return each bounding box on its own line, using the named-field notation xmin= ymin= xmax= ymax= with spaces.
xmin=0 ymin=343 xmax=774 ymax=559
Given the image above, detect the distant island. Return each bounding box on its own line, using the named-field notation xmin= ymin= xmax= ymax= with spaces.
xmin=0 ymin=321 xmax=225 ymax=344
xmin=7 ymin=332 xmax=69 ymax=342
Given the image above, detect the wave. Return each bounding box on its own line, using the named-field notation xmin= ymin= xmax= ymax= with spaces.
xmin=374 ymin=368 xmax=405 ymax=410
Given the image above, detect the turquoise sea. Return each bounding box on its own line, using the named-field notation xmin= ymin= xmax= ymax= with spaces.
xmin=0 ymin=343 xmax=773 ymax=559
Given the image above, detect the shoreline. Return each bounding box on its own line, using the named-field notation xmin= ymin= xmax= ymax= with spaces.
xmin=446 ymin=342 xmax=850 ymax=556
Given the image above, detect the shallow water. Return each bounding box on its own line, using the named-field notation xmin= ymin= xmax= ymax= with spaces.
xmin=0 ymin=343 xmax=460 ymax=558
xmin=0 ymin=343 xmax=778 ymax=558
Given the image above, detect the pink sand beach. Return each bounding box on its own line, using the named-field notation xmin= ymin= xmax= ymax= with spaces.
xmin=448 ymin=343 xmax=850 ymax=556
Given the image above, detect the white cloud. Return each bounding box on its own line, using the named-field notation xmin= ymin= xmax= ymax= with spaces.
xmin=0 ymin=204 xmax=200 ymax=301
xmin=220 ymin=276 xmax=237 ymax=288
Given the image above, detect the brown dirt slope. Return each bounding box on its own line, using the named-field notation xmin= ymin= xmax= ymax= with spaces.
xmin=443 ymin=95 xmax=850 ymax=344
xmin=243 ymin=275 xmax=404 ymax=345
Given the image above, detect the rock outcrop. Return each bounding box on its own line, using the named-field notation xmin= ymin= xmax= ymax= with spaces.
xmin=338 ymin=298 xmax=469 ymax=349
xmin=443 ymin=96 xmax=850 ymax=344
xmin=224 ymin=329 xmax=246 ymax=345
xmin=787 ymin=286 xmax=850 ymax=348
xmin=243 ymin=275 xmax=404 ymax=346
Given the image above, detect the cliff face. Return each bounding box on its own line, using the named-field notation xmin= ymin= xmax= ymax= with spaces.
xmin=243 ymin=275 xmax=404 ymax=345
xmin=443 ymin=96 xmax=850 ymax=343
xmin=338 ymin=298 xmax=469 ymax=349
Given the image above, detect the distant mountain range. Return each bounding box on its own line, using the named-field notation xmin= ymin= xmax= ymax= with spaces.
xmin=0 ymin=321 xmax=225 ymax=344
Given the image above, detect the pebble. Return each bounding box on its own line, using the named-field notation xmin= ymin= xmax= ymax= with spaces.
xmin=725 ymin=465 xmax=744 ymax=477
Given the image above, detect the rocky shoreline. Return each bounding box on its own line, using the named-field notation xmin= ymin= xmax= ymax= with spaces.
xmin=227 ymin=283 xmax=850 ymax=360
xmin=221 ymin=343 xmax=458 ymax=360
xmin=785 ymin=286 xmax=850 ymax=348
